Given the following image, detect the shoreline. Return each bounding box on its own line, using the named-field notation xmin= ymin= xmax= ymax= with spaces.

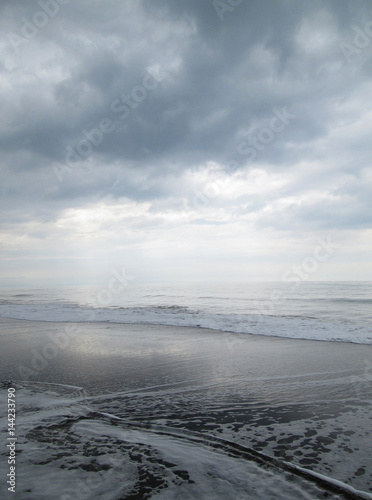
xmin=1 ymin=315 xmax=371 ymax=346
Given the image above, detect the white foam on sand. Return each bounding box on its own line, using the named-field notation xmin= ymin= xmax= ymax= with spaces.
xmin=1 ymin=383 xmax=371 ymax=499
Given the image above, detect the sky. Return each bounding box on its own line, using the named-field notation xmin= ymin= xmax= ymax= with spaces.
xmin=1 ymin=0 xmax=372 ymax=286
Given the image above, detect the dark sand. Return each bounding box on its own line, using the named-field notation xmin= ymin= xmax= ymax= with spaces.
xmin=1 ymin=317 xmax=372 ymax=497
xmin=1 ymin=317 xmax=371 ymax=393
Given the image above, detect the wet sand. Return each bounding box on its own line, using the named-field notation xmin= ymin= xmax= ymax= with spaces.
xmin=1 ymin=317 xmax=371 ymax=393
xmin=1 ymin=317 xmax=372 ymax=497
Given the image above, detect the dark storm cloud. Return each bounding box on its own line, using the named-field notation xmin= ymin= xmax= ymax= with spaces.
xmin=1 ymin=0 xmax=372 ymax=232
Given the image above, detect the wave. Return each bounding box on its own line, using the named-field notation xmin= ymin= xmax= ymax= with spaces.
xmin=0 ymin=303 xmax=371 ymax=344
xmin=287 ymin=297 xmax=372 ymax=304
xmin=329 ymin=298 xmax=372 ymax=304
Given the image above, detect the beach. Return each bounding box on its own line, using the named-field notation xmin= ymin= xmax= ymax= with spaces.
xmin=2 ymin=0 xmax=372 ymax=496
xmin=1 ymin=316 xmax=372 ymax=498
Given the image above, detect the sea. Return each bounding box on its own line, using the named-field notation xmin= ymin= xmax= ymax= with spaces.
xmin=0 ymin=281 xmax=371 ymax=344
xmin=1 ymin=281 xmax=372 ymax=498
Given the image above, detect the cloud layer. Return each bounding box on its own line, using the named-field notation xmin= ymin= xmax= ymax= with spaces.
xmin=1 ymin=0 xmax=372 ymax=284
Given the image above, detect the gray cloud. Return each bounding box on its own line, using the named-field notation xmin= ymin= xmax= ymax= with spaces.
xmin=1 ymin=0 xmax=372 ymax=284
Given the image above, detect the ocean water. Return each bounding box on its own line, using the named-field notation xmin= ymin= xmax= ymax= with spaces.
xmin=1 ymin=283 xmax=372 ymax=498
xmin=0 ymin=281 xmax=371 ymax=344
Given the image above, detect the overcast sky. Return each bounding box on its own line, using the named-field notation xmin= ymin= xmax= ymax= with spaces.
xmin=1 ymin=0 xmax=371 ymax=286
